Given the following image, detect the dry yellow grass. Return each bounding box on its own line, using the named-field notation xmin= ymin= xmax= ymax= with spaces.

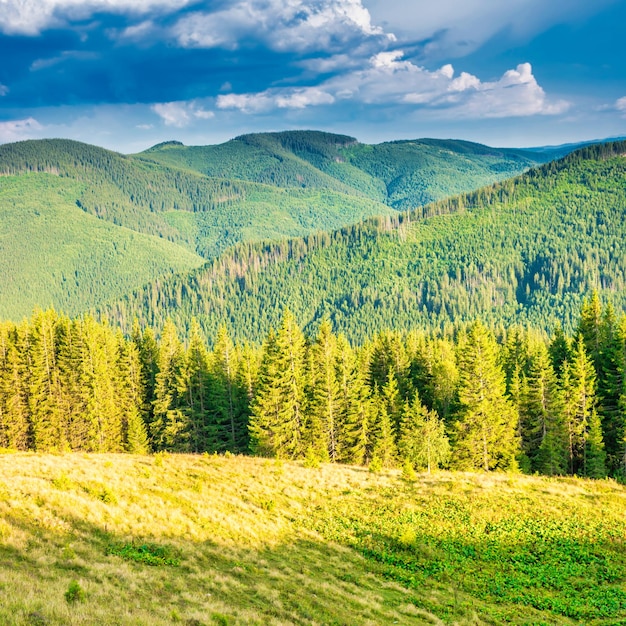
xmin=1 ymin=453 xmax=626 ymax=625
xmin=0 ymin=453 xmax=442 ymax=625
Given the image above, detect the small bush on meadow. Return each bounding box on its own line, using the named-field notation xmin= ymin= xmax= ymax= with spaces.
xmin=64 ymin=580 xmax=85 ymax=603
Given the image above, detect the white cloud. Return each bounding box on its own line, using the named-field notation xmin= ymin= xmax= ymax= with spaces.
xmin=151 ymin=101 xmax=215 ymax=127
xmin=0 ymin=84 xmax=8 ymax=96
xmin=0 ymin=117 xmax=43 ymax=143
xmin=218 ymin=87 xmax=334 ymax=113
xmin=616 ymin=97 xmax=626 ymax=114
xmin=364 ymin=0 xmax=618 ymax=59
xmin=30 ymin=51 xmax=99 ymax=71
xmin=0 ymin=0 xmax=193 ymax=35
xmin=172 ymin=0 xmax=392 ymax=53
xmin=217 ymin=53 xmax=569 ymax=119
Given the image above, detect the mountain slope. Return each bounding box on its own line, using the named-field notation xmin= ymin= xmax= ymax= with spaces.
xmin=3 ymin=453 xmax=626 ymax=625
xmin=139 ymin=130 xmax=558 ymax=209
xmin=0 ymin=138 xmax=394 ymax=259
xmin=0 ymin=174 xmax=205 ymax=319
xmin=0 ymin=137 xmax=398 ymax=319
xmin=104 ymin=141 xmax=626 ymax=342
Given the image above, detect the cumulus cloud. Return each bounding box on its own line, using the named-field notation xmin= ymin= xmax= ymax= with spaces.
xmin=172 ymin=0 xmax=392 ymax=53
xmin=0 ymin=117 xmax=43 ymax=143
xmin=152 ymin=101 xmax=215 ymax=127
xmin=616 ymin=97 xmax=626 ymax=114
xmin=0 ymin=85 xmax=8 ymax=96
xmin=0 ymin=0 xmax=193 ymax=36
xmin=217 ymin=52 xmax=569 ymax=119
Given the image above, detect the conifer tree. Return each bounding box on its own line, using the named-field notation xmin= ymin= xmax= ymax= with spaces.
xmin=549 ymin=325 xmax=571 ymax=377
xmin=0 ymin=322 xmax=29 ymax=450
xmin=185 ymin=320 xmax=211 ymax=452
xmin=28 ymin=310 xmax=67 ymax=451
xmin=585 ymin=409 xmax=607 ymax=478
xmin=249 ymin=311 xmax=308 ymax=459
xmin=453 ymin=321 xmax=519 ymax=471
xmin=152 ymin=320 xmax=189 ymax=451
xmin=561 ymin=335 xmax=601 ymax=475
xmin=56 ymin=317 xmax=87 ymax=450
xmin=208 ymin=325 xmax=247 ymax=452
xmin=398 ymin=394 xmax=450 ymax=473
xmin=368 ymin=395 xmax=396 ymax=468
xmin=380 ymin=368 xmax=404 ymax=440
xmin=335 ymin=335 xmax=371 ymax=465
xmin=521 ymin=345 xmax=568 ymax=475
xmin=595 ymin=303 xmax=625 ymax=474
xmin=117 ymin=333 xmax=149 ymax=454
xmin=134 ymin=324 xmax=159 ymax=435
xmin=428 ymin=338 xmax=459 ymax=421
xmin=577 ymin=291 xmax=602 ymax=365
xmin=309 ymin=319 xmax=341 ymax=462
xmin=77 ymin=316 xmax=123 ymax=452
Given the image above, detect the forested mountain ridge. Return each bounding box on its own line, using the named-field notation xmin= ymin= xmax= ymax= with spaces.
xmin=138 ymin=130 xmax=563 ymax=209
xmin=104 ymin=140 xmax=626 ymax=343
xmin=0 ymin=131 xmax=566 ymax=322
xmin=0 ymin=137 xmax=396 ymax=319
xmin=0 ymin=137 xmax=394 ymax=257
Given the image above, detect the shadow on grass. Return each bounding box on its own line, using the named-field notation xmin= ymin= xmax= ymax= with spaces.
xmin=0 ymin=511 xmax=440 ymax=626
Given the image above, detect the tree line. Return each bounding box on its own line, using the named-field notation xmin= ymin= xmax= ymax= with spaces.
xmin=1 ymin=294 xmax=624 ymax=477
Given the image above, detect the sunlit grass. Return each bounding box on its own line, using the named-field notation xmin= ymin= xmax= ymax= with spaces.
xmin=1 ymin=453 xmax=625 ymax=624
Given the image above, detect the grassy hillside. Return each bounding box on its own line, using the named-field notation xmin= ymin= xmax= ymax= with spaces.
xmin=0 ymin=174 xmax=205 ymax=319
xmin=140 ymin=131 xmax=556 ymax=209
xmin=105 ymin=141 xmax=626 ymax=342
xmin=1 ymin=453 xmax=625 ymax=625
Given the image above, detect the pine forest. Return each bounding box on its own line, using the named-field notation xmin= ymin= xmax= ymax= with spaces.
xmin=2 ymin=293 xmax=624 ymax=479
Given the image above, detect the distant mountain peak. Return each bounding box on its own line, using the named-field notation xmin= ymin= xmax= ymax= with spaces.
xmin=145 ymin=140 xmax=185 ymax=151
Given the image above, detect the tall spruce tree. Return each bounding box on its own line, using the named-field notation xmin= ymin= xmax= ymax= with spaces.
xmin=249 ymin=311 xmax=308 ymax=459
xmin=308 ymin=319 xmax=341 ymax=462
xmin=453 ymin=321 xmax=519 ymax=471
xmin=28 ymin=310 xmax=67 ymax=451
xmin=561 ymin=335 xmax=602 ymax=476
xmin=185 ymin=320 xmax=211 ymax=452
xmin=521 ymin=344 xmax=568 ymax=475
xmin=117 ymin=334 xmax=149 ymax=454
xmin=0 ymin=322 xmax=29 ymax=450
xmin=335 ymin=335 xmax=371 ymax=465
xmin=152 ymin=320 xmax=189 ymax=451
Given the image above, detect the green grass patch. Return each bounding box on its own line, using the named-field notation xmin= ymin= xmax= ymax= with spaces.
xmin=105 ymin=541 xmax=181 ymax=566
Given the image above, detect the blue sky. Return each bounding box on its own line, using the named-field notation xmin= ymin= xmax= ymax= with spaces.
xmin=0 ymin=0 xmax=625 ymax=152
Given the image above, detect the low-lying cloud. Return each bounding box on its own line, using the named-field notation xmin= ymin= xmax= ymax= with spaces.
xmin=217 ymin=52 xmax=569 ymax=119
xmin=152 ymin=101 xmax=215 ymax=127
xmin=0 ymin=117 xmax=43 ymax=142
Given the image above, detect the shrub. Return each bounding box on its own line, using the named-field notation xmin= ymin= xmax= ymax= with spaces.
xmin=64 ymin=580 xmax=85 ymax=603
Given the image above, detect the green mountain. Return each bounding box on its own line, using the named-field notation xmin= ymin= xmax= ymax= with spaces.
xmin=104 ymin=141 xmax=626 ymax=342
xmin=0 ymin=137 xmax=395 ymax=319
xmin=0 ymin=173 xmax=205 ymax=319
xmin=139 ymin=130 xmax=559 ymax=209
xmin=0 ymin=132 xmax=559 ymax=321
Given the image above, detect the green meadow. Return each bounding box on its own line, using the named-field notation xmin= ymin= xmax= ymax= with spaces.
xmin=1 ymin=453 xmax=625 ymax=625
